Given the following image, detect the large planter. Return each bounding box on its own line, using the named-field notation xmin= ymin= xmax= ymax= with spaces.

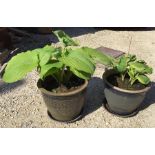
xmin=37 ymin=78 xmax=88 ymax=122
xmin=103 ymin=69 xmax=151 ymax=117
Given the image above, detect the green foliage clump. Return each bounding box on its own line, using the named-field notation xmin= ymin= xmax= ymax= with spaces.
xmin=2 ymin=30 xmax=113 ymax=85
xmin=2 ymin=30 xmax=153 ymax=86
xmin=111 ymin=54 xmax=153 ymax=85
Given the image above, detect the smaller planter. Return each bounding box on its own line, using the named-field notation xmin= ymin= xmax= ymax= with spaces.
xmin=103 ymin=69 xmax=151 ymax=117
xmin=37 ymin=77 xmax=88 ymax=122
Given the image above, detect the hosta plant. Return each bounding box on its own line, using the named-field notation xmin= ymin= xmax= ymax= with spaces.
xmin=110 ymin=54 xmax=153 ymax=86
xmin=2 ymin=30 xmax=113 ymax=88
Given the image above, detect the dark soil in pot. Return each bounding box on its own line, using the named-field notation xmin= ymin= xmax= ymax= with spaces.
xmin=37 ymin=75 xmax=88 ymax=122
xmin=107 ymin=74 xmax=146 ymax=90
xmin=103 ymin=70 xmax=150 ymax=117
xmin=42 ymin=75 xmax=85 ymax=93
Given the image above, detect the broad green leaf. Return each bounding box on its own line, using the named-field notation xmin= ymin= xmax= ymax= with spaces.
xmin=136 ymin=75 xmax=150 ymax=85
xmin=72 ymin=47 xmax=113 ymax=66
xmin=61 ymin=57 xmax=94 ymax=74
xmin=40 ymin=62 xmax=63 ymax=79
xmin=116 ymin=56 xmax=127 ymax=73
xmin=60 ymin=51 xmax=95 ymax=74
xmin=128 ymin=68 xmax=137 ymax=85
xmin=144 ymin=66 xmax=153 ymax=74
xmin=53 ymin=30 xmax=78 ymax=47
xmin=70 ymin=68 xmax=91 ymax=80
xmin=130 ymin=78 xmax=137 ymax=85
xmin=38 ymin=45 xmax=56 ymax=66
xmin=68 ymin=48 xmax=94 ymax=63
xmin=128 ymin=68 xmax=136 ymax=79
xmin=128 ymin=71 xmax=134 ymax=79
xmin=3 ymin=51 xmax=38 ymax=83
xmin=130 ymin=62 xmax=153 ymax=74
xmin=68 ymin=49 xmax=95 ymax=69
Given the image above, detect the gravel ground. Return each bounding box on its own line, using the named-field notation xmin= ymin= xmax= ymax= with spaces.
xmin=0 ymin=28 xmax=155 ymax=128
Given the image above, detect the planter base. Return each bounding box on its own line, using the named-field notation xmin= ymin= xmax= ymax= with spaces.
xmin=47 ymin=108 xmax=84 ymax=123
xmin=103 ymin=99 xmax=139 ymax=118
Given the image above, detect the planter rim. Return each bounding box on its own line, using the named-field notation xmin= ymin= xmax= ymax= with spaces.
xmin=37 ymin=79 xmax=88 ymax=97
xmin=103 ymin=69 xmax=151 ymax=94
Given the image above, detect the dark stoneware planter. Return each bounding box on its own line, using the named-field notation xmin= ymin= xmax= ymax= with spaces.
xmin=103 ymin=69 xmax=151 ymax=117
xmin=37 ymin=79 xmax=88 ymax=122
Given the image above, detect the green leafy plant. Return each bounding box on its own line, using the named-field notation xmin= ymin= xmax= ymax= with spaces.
xmin=2 ymin=30 xmax=113 ymax=87
xmin=110 ymin=54 xmax=153 ymax=85
xmin=2 ymin=30 xmax=152 ymax=87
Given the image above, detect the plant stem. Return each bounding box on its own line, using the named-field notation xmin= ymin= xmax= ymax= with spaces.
xmin=121 ymin=73 xmax=126 ymax=81
xmin=60 ymin=65 xmax=65 ymax=86
xmin=130 ymin=80 xmax=135 ymax=85
xmin=64 ymin=70 xmax=72 ymax=83
xmin=59 ymin=46 xmax=66 ymax=86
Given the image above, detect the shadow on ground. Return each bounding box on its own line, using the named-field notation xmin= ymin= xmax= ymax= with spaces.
xmin=82 ymin=77 xmax=155 ymax=118
xmin=53 ymin=27 xmax=97 ymax=37
xmin=0 ymin=79 xmax=25 ymax=94
xmin=83 ymin=77 xmax=105 ymax=116
xmin=140 ymin=82 xmax=155 ymax=110
xmin=19 ymin=27 xmax=97 ymax=37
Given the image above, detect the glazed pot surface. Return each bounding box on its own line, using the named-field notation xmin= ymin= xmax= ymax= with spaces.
xmin=37 ymin=79 xmax=88 ymax=122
